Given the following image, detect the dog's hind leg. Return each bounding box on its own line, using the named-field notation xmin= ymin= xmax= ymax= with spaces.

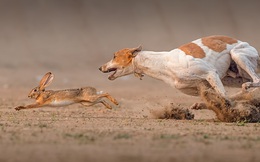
xmin=230 ymin=42 xmax=260 ymax=90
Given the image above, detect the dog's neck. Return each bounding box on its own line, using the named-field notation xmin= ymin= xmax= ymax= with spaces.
xmin=132 ymin=51 xmax=175 ymax=84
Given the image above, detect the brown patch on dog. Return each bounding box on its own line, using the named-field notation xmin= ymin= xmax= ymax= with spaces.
xmin=202 ymin=35 xmax=238 ymax=52
xmin=179 ymin=42 xmax=206 ymax=58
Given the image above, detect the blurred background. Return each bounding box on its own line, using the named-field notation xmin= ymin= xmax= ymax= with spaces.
xmin=0 ymin=0 xmax=260 ymax=88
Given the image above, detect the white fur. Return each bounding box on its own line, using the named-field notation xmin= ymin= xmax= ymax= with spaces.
xmin=49 ymin=100 xmax=75 ymax=107
xmin=101 ymin=38 xmax=260 ymax=98
xmin=131 ymin=40 xmax=260 ymax=97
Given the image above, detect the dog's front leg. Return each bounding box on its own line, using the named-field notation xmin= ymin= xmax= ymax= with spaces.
xmin=206 ymin=71 xmax=227 ymax=98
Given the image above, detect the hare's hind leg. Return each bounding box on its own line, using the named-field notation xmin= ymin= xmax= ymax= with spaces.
xmin=81 ymin=93 xmax=118 ymax=109
xmin=99 ymin=100 xmax=112 ymax=109
xmin=102 ymin=93 xmax=118 ymax=105
xmin=81 ymin=100 xmax=112 ymax=109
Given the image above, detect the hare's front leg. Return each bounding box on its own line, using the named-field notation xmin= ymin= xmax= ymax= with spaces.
xmin=15 ymin=103 xmax=41 ymax=111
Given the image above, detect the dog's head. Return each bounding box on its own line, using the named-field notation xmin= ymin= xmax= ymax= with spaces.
xmin=99 ymin=46 xmax=142 ymax=80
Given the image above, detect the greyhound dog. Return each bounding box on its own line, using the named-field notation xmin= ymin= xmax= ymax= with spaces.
xmin=99 ymin=35 xmax=260 ymax=107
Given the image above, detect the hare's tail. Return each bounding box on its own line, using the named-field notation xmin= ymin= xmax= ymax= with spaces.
xmin=97 ymin=91 xmax=103 ymax=95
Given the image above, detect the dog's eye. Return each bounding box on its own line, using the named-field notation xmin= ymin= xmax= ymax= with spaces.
xmin=113 ymin=56 xmax=116 ymax=59
xmin=34 ymin=89 xmax=37 ymax=92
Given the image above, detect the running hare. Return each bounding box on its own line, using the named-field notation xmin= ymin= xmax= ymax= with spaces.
xmin=15 ymin=72 xmax=118 ymax=111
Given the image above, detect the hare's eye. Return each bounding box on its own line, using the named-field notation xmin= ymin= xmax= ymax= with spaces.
xmin=34 ymin=89 xmax=37 ymax=92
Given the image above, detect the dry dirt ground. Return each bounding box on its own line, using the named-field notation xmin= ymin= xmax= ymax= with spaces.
xmin=0 ymin=71 xmax=259 ymax=162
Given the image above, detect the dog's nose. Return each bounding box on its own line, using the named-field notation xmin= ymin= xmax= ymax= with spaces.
xmin=99 ymin=66 xmax=102 ymax=71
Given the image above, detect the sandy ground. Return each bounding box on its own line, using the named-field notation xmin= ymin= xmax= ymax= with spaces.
xmin=0 ymin=81 xmax=260 ymax=162
xmin=0 ymin=0 xmax=260 ymax=162
xmin=1 ymin=73 xmax=260 ymax=162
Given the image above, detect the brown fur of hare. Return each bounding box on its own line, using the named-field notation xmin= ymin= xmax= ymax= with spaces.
xmin=15 ymin=72 xmax=118 ymax=111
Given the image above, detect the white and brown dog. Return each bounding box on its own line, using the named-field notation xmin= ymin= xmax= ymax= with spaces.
xmin=99 ymin=35 xmax=260 ymax=105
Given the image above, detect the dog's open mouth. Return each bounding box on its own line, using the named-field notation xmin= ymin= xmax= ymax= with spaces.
xmin=107 ymin=68 xmax=117 ymax=80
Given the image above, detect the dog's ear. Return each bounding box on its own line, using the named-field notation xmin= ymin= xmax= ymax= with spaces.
xmin=130 ymin=45 xmax=142 ymax=57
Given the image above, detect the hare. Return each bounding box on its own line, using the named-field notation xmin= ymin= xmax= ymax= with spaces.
xmin=15 ymin=72 xmax=118 ymax=111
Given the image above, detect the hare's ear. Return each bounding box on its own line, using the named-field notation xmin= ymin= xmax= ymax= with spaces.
xmin=39 ymin=72 xmax=54 ymax=90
